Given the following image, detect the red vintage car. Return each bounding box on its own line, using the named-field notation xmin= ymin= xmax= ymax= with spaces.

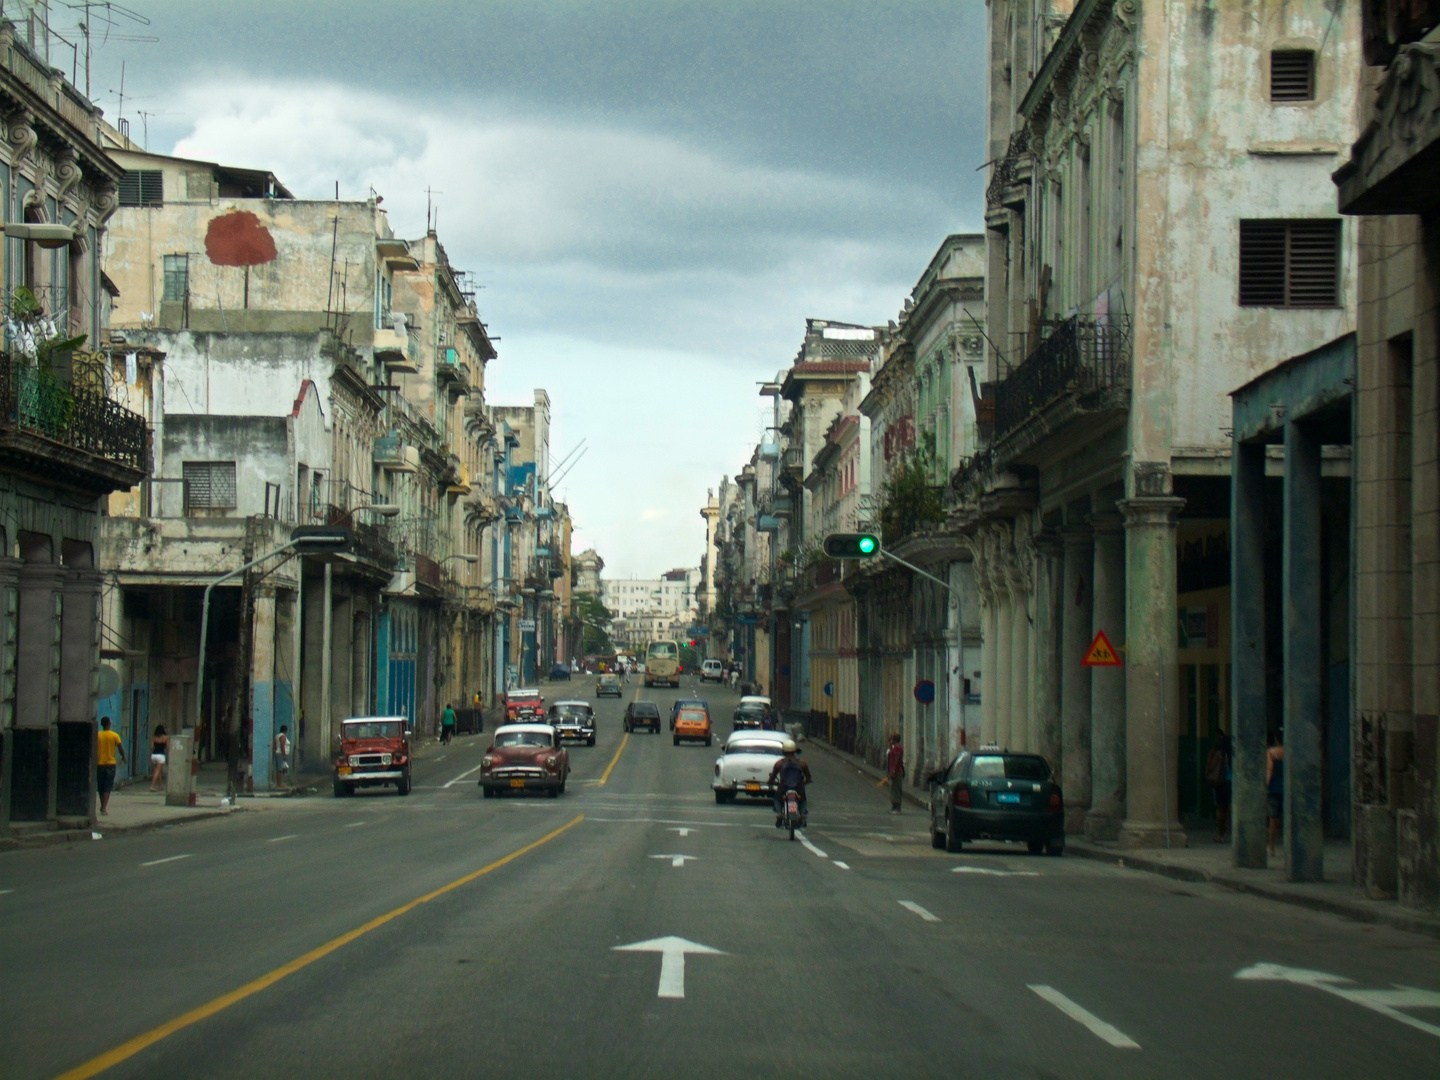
xmin=334 ymin=716 xmax=412 ymax=797
xmin=504 ymin=688 xmax=545 ymax=722
xmin=479 ymin=723 xmax=570 ymax=797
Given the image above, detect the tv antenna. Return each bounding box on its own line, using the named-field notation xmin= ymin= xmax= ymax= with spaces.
xmin=62 ymin=2 xmax=156 ymax=99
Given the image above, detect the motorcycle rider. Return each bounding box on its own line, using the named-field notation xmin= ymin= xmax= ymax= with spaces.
xmin=769 ymin=739 xmax=812 ymax=827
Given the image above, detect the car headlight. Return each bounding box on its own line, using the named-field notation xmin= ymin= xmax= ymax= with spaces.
xmin=544 ymin=755 xmax=558 ymax=770
xmin=481 ymin=755 xmax=495 ymax=769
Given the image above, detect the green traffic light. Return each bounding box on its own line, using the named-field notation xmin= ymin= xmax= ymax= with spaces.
xmin=858 ymin=536 xmax=876 ymax=554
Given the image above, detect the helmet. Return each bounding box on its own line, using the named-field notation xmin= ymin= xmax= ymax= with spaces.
xmin=781 ymin=739 xmax=797 ymax=753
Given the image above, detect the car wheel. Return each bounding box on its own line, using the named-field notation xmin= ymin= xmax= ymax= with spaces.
xmin=588 ymin=736 xmax=596 ymax=747
xmin=333 ymin=782 xmax=345 ymax=798
xmin=548 ymin=787 xmax=559 ymax=798
xmin=558 ymin=781 xmax=567 ymax=795
xmin=930 ymin=821 xmax=945 ymax=849
xmin=482 ymin=786 xmax=493 ymax=799
xmin=673 ymin=735 xmax=680 ymax=746
xmin=705 ymin=736 xmax=712 ymax=747
xmin=714 ymin=790 xmax=728 ymax=804
xmin=1027 ymin=839 xmax=1045 ymax=855
xmin=1045 ymin=839 xmax=1065 ymax=857
xmin=944 ymin=815 xmax=964 ymax=853
xmin=396 ymin=772 xmax=411 ymax=797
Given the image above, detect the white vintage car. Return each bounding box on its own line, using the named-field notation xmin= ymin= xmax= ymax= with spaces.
xmin=712 ymin=729 xmax=789 ymax=803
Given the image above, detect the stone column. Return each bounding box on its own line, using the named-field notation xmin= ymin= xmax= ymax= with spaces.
xmin=994 ymin=576 xmax=1014 ymax=752
xmin=250 ymin=587 xmax=277 ymax=790
xmin=1008 ymin=558 xmax=1031 ymax=753
xmin=1119 ymin=495 xmax=1188 ymax=849
xmin=1230 ymin=441 xmax=1268 ymax=868
xmin=1086 ymin=513 xmax=1126 ymax=840
xmin=1032 ymin=532 xmax=1064 ymax=769
xmin=979 ymin=567 xmax=998 ymax=747
xmin=1283 ymin=420 xmax=1324 ymax=881
xmin=1060 ymin=526 xmax=1094 ymax=833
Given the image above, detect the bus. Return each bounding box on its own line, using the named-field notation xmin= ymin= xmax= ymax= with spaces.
xmin=644 ymin=640 xmax=681 ymax=688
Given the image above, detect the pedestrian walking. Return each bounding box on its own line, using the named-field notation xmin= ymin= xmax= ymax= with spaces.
xmin=441 ymin=703 xmax=457 ymax=746
xmin=148 ymin=724 xmax=169 ymax=791
xmin=1266 ymin=727 xmax=1285 ymax=858
xmin=96 ymin=716 xmax=125 ymax=815
xmin=885 ymin=732 xmax=904 ymax=814
xmin=1206 ymin=731 xmax=1232 ymax=842
xmin=273 ymin=725 xmax=291 ymax=787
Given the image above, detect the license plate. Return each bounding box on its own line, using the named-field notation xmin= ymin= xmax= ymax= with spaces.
xmin=510 ymin=779 xmax=526 ymax=789
xmin=337 ymin=766 xmax=352 ymax=775
xmin=745 ymin=782 xmax=761 ymax=792
xmin=996 ymin=792 xmax=1021 ymax=804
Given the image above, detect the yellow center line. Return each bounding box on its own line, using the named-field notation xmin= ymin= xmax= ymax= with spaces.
xmin=599 ymin=733 xmax=629 ymax=786
xmin=53 ymin=814 xmax=585 ymax=1080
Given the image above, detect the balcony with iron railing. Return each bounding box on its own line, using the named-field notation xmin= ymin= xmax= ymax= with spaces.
xmin=991 ymin=315 xmax=1131 ymax=445
xmin=0 ymin=354 xmax=149 ymax=490
xmin=986 ymin=128 xmax=1031 ymax=210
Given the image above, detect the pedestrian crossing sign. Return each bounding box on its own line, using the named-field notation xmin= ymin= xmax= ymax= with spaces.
xmin=1082 ymin=630 xmax=1122 ymax=667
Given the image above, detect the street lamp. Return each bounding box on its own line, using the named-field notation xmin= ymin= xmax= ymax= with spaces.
xmin=445 ymin=554 xmax=479 ymax=564
xmin=335 ymin=503 xmax=400 ymax=524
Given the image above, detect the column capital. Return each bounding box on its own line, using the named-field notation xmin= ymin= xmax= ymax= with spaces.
xmin=1117 ymin=496 xmax=1186 ymax=528
xmin=1086 ymin=510 xmax=1125 ymax=536
xmin=1033 ymin=529 xmax=1064 ymax=559
xmin=1059 ymin=524 xmax=1094 ymax=549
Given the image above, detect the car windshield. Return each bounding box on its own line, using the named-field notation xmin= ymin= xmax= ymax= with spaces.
xmin=969 ymin=755 xmax=1051 ymax=781
xmin=509 ymin=692 xmax=540 ymax=702
xmin=550 ymin=708 xmax=588 ymax=722
xmin=599 ymin=675 xmax=619 ymax=684
xmin=342 ymin=721 xmax=403 ymax=740
xmin=727 ymin=743 xmax=783 ymax=757
xmin=493 ymin=731 xmax=553 ymax=748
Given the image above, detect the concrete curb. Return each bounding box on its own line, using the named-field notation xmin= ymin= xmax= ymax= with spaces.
xmin=805 ymin=736 xmax=929 ymax=810
xmin=0 ymin=806 xmax=245 ymax=852
xmin=1065 ymin=840 xmax=1440 ymax=941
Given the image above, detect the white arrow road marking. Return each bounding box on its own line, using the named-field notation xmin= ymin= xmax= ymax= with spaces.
xmin=613 ymin=936 xmax=725 ymax=999
xmin=443 ymin=763 xmax=486 ymax=788
xmin=1236 ymin=963 xmax=1440 ymax=1039
xmin=898 ymin=900 xmax=940 ymax=923
xmin=140 ymin=854 xmax=193 ymax=867
xmin=650 ymin=854 xmax=698 ymax=868
xmin=833 ymin=861 xmax=851 ymax=870
xmin=1028 ymin=985 xmax=1141 ymax=1049
xmin=669 ymin=827 xmax=695 ymax=837
xmin=796 ymin=831 xmax=828 ymax=859
xmin=952 ymin=866 xmax=1040 ymax=877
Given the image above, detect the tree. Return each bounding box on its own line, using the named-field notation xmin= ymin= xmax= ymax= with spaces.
xmin=575 ymin=592 xmax=615 ymax=655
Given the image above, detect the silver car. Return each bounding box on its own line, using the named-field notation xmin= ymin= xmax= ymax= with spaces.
xmin=712 ymin=729 xmax=789 ymax=804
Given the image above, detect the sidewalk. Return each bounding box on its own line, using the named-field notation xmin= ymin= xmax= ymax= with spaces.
xmin=804 ymin=735 xmax=1440 ymax=941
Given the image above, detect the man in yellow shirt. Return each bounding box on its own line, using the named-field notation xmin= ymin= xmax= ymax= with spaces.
xmin=96 ymin=716 xmax=125 ymax=815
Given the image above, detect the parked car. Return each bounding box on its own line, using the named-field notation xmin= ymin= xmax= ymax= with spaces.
xmin=548 ymin=701 xmax=596 ymax=746
xmin=596 ymin=673 xmax=623 ymax=698
xmin=700 ymin=659 xmax=724 ymax=682
xmin=673 ymin=707 xmax=712 ymax=747
xmin=624 ymin=701 xmax=661 ymax=733
xmin=548 ymin=664 xmax=571 ymax=681
xmin=927 ymin=751 xmax=1064 ymax=855
xmin=504 ymin=688 xmax=545 ymax=721
xmin=711 ymin=729 xmax=788 ymax=803
xmin=333 ymin=716 xmax=412 ymax=797
xmin=479 ymin=724 xmax=570 ymax=797
xmin=668 ymin=697 xmax=709 ymax=731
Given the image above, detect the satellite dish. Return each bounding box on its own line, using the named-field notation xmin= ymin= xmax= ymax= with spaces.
xmin=97 ymin=665 xmax=121 ymax=698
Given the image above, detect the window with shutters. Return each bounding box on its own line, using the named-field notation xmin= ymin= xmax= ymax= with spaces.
xmin=117 ymin=170 xmax=163 ymax=207
xmin=183 ymin=461 xmax=237 ymax=511
xmin=1238 ymin=220 xmax=1340 ymax=308
xmin=1270 ymin=50 xmax=1315 ymax=102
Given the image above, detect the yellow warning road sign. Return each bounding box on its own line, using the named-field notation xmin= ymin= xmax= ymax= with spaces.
xmin=1082 ymin=629 xmax=1122 ymax=667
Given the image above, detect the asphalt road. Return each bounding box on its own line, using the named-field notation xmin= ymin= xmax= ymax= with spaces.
xmin=3 ymin=677 xmax=1438 ymax=1079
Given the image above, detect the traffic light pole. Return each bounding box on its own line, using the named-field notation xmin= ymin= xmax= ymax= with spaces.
xmin=876 ymin=547 xmax=962 ymax=597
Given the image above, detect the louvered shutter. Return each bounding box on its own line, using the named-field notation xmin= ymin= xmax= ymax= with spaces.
xmin=1285 ymin=221 xmax=1340 ymax=307
xmin=1270 ymin=51 xmax=1315 ymax=102
xmin=1239 ymin=222 xmax=1288 ymax=306
xmin=183 ymin=462 xmax=237 ymax=510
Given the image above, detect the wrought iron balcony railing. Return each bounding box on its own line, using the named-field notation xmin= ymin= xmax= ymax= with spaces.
xmin=0 ymin=356 xmax=149 ymax=474
xmin=992 ymin=315 xmax=1131 ymax=443
xmin=986 ymin=128 xmax=1031 ymax=209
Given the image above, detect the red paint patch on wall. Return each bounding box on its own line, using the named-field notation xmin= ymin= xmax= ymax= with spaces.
xmin=205 ymin=211 xmax=278 ymax=266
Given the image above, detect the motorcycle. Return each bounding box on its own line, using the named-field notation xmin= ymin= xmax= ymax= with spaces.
xmin=778 ymin=788 xmax=805 ymax=840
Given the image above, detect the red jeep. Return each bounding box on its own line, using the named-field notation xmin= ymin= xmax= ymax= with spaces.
xmin=334 ymin=716 xmax=412 ymax=797
xmin=504 ymin=689 xmax=544 ymax=722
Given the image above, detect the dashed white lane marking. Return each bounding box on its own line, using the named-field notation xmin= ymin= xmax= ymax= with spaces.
xmin=443 ymin=763 xmax=486 ymax=788
xmin=140 ymin=854 xmax=193 ymax=867
xmin=267 ymin=834 xmax=298 ymax=843
xmin=952 ymin=866 xmax=1040 ymax=877
xmin=898 ymin=900 xmax=940 ymax=923
xmin=345 ymin=821 xmax=367 ymax=828
xmin=669 ymin=827 xmax=695 ymax=837
xmin=0 ymin=888 xmax=13 ymax=895
xmin=1028 ymin=985 xmax=1141 ymax=1049
xmin=796 ymin=831 xmax=828 ymax=859
xmin=833 ymin=861 xmax=851 ymax=870
xmin=650 ymin=854 xmax=698 ymax=868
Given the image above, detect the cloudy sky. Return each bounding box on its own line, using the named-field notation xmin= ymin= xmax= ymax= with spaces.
xmin=78 ymin=0 xmax=988 ymax=577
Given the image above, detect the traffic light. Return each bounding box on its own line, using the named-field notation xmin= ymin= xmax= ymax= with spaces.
xmin=822 ymin=533 xmax=880 ymax=559
xmin=288 ymin=526 xmax=353 ymax=554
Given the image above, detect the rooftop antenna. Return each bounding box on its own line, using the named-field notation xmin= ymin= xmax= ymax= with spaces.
xmin=64 ymin=2 xmax=156 ymax=99
xmin=425 ymin=186 xmax=443 ymax=233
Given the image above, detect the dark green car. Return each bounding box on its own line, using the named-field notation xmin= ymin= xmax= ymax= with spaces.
xmin=927 ymin=751 xmax=1064 ymax=855
xmin=623 ymin=701 xmax=661 ymax=733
